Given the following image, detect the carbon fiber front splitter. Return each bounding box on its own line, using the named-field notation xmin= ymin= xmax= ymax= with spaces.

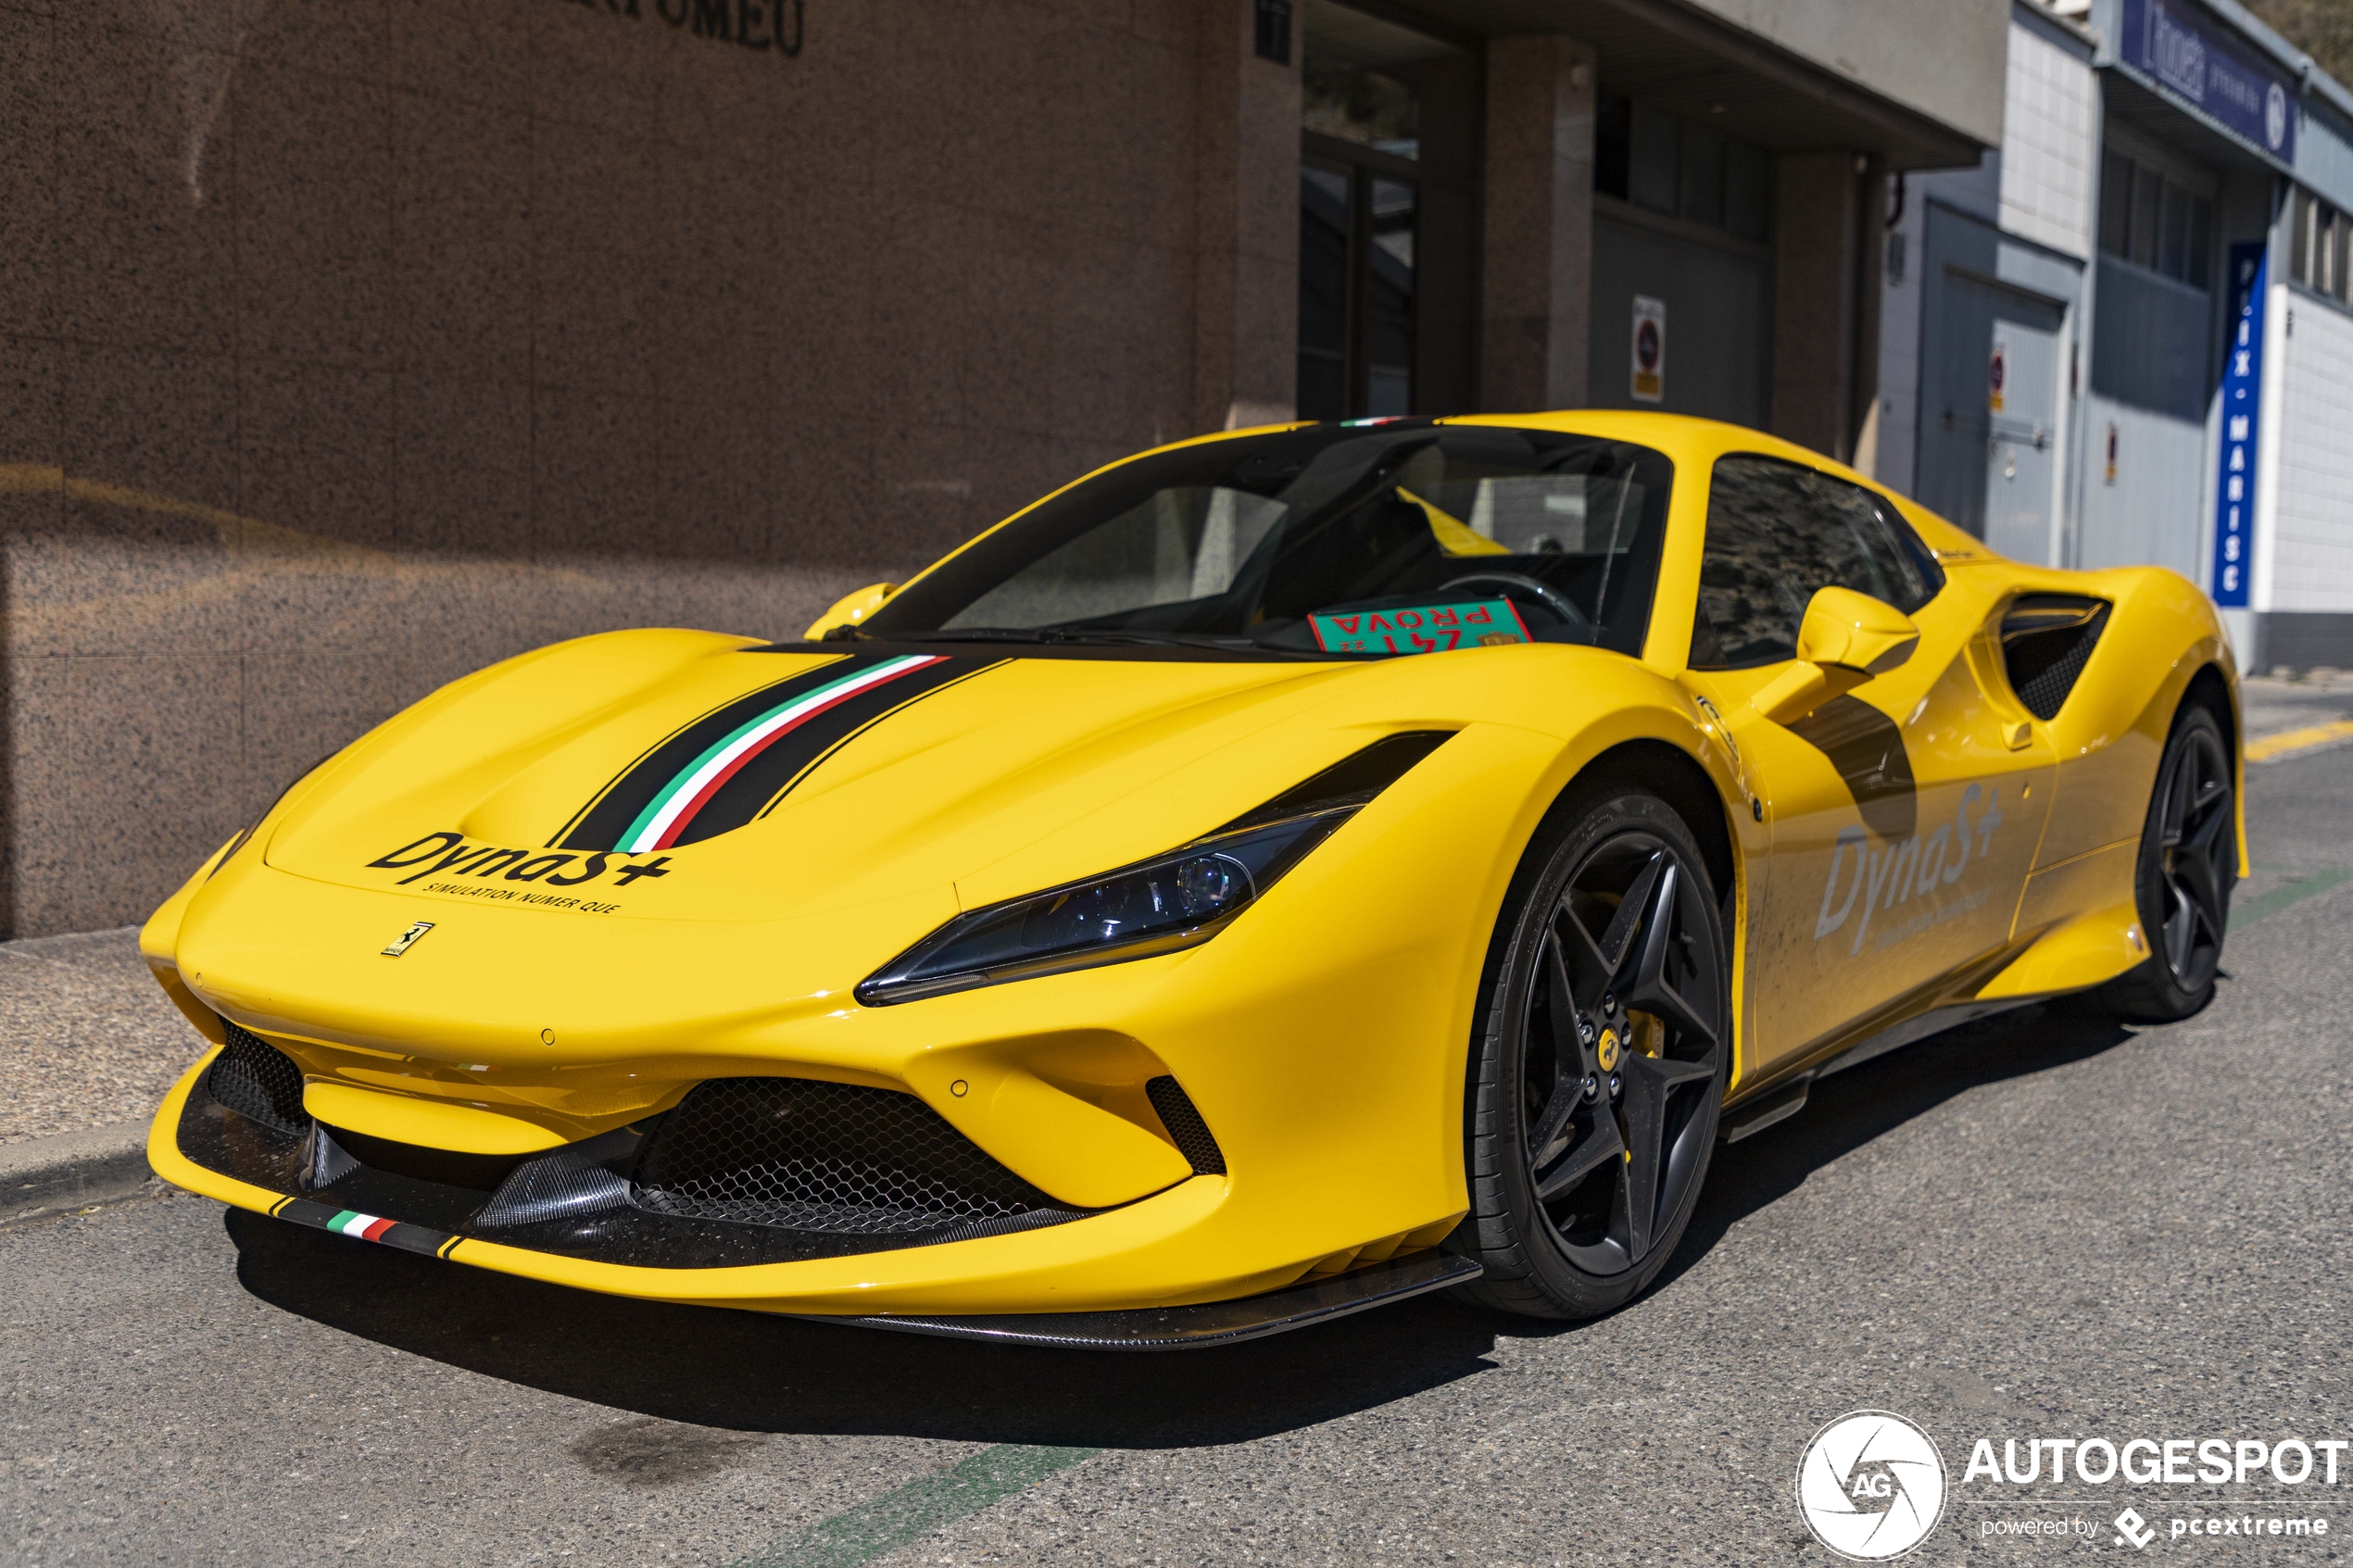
xmin=787 ymin=1249 xmax=1483 ymax=1350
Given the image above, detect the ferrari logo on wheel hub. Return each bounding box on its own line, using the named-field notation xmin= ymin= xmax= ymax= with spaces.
xmin=1596 ymin=1028 xmax=1620 ymax=1072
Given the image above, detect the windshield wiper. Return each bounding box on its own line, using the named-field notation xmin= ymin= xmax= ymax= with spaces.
xmin=900 ymin=626 xmax=1251 ymax=649
xmin=883 ymin=625 xmax=1325 ymax=657
xmin=1039 ymin=628 xmax=1264 ymax=650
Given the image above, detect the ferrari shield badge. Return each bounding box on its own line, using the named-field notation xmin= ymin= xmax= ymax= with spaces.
xmin=1309 ymin=597 xmax=1531 ymax=655
xmin=381 ymin=921 xmax=435 ymax=958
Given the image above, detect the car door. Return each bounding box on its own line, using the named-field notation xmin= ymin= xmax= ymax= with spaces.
xmin=1676 ymin=455 xmax=2056 ymax=1078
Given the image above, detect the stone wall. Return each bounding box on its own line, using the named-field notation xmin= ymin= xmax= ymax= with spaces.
xmin=1 ymin=0 xmax=1285 ymax=935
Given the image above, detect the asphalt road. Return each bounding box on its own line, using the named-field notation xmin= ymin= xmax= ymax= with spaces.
xmin=6 ymin=729 xmax=2352 ymax=1567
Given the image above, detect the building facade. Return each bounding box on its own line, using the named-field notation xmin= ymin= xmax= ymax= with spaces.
xmin=1874 ymin=0 xmax=2353 ymax=674
xmin=0 ymin=0 xmax=2006 ymax=937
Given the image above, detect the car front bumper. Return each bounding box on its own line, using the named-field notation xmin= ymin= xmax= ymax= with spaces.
xmin=149 ymin=1045 xmax=1463 ymax=1323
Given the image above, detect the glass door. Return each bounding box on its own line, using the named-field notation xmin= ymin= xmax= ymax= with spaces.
xmin=1298 ymin=160 xmax=1417 ymax=419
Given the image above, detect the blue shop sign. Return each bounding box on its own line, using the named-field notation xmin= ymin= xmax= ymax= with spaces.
xmin=2122 ymin=0 xmax=2296 ymax=162
xmin=2208 ymin=243 xmax=2267 ymax=608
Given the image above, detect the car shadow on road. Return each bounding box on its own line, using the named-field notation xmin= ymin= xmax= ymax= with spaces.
xmin=226 ymin=1205 xmax=1508 ymax=1449
xmin=1646 ymin=999 xmax=2139 ymax=1302
xmin=226 ymin=1001 xmax=2143 ymax=1449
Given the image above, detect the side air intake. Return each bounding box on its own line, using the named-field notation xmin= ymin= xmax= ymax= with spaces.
xmin=2001 ymin=595 xmax=2110 ymax=721
xmin=1146 ymin=1076 xmax=1227 ymax=1175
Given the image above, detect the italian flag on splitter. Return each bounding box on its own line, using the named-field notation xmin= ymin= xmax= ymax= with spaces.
xmin=326 ymin=1210 xmax=396 ymax=1243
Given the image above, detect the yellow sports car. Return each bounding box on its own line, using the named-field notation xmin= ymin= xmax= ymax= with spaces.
xmin=142 ymin=412 xmax=2241 ymax=1346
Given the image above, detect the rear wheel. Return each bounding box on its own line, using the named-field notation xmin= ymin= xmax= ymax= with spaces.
xmin=2096 ymin=702 xmax=2234 ymax=1022
xmin=1454 ymin=786 xmax=1729 ymax=1319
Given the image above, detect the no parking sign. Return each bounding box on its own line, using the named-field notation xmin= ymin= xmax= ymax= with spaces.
xmin=1630 ymin=296 xmax=1665 ymax=404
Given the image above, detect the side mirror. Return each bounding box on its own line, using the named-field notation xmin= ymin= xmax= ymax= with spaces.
xmin=1750 ymin=586 xmax=1919 ymax=723
xmin=803 ymin=582 xmax=898 ymax=641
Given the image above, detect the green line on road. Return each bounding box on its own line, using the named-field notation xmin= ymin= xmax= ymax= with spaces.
xmin=729 ymin=1443 xmax=1101 ymax=1568
xmin=2231 ymin=867 xmax=2353 ymax=932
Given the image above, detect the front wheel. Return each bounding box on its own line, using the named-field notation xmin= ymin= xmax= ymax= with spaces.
xmin=2095 ymin=701 xmax=2235 ymax=1022
xmin=1454 ymin=786 xmax=1730 ymax=1319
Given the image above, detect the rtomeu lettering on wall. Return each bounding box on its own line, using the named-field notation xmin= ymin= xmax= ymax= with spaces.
xmin=564 ymin=0 xmax=805 ymax=56
xmin=2209 ymin=243 xmax=2267 ymax=608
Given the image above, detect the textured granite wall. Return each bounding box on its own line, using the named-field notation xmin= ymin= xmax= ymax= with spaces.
xmin=1 ymin=0 xmax=1279 ymax=936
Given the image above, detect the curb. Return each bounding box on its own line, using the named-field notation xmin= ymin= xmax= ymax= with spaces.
xmin=0 ymin=1122 xmax=157 ymax=1225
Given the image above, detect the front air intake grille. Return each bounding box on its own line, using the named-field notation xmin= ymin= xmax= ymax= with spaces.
xmin=208 ymin=1022 xmax=309 ymax=1135
xmin=1146 ymin=1076 xmax=1227 ymax=1175
xmin=631 ymin=1076 xmax=1078 ymax=1235
xmin=2002 ymin=595 xmax=2111 ymax=721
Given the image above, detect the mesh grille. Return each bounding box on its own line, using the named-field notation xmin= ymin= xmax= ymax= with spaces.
xmin=1147 ymin=1075 xmax=1227 ymax=1175
xmin=2003 ymin=597 xmax=2110 ymax=721
xmin=632 ymin=1077 xmax=1068 ymax=1234
xmin=208 ymin=1022 xmax=309 ymax=1135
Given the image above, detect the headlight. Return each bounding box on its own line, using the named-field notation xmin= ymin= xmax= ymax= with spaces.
xmin=855 ymin=809 xmax=1353 ymax=1006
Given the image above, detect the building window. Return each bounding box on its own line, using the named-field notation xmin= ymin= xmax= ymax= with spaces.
xmin=1302 ymin=39 xmax=1418 ymax=157
xmin=1297 ymin=0 xmax=1460 ymax=419
xmin=2289 ymin=188 xmax=2351 ymax=305
xmin=1595 ymin=96 xmax=1769 ymax=244
xmin=2099 ymin=149 xmax=2211 ymax=289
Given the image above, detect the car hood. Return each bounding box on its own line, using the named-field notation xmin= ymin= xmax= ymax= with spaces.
xmin=260 ymin=632 xmax=1436 ymax=926
xmin=167 ymin=627 xmax=1659 ymax=1080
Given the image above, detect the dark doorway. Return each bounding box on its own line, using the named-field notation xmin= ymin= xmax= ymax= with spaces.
xmin=1299 ymin=161 xmax=1416 ymax=418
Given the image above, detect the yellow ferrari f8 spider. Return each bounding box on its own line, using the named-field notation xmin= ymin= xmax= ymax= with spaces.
xmin=144 ymin=413 xmax=2241 ymax=1347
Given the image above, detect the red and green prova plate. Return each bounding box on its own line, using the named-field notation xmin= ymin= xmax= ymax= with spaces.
xmin=1307 ymin=597 xmax=1533 ymax=656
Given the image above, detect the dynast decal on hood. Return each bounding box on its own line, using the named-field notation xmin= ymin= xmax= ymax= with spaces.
xmin=367 ymin=832 xmax=674 ymax=890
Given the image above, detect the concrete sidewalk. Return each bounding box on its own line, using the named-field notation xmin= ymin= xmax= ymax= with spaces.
xmin=0 ymin=926 xmax=202 ymax=1148
xmin=0 ymin=925 xmax=201 ymax=1221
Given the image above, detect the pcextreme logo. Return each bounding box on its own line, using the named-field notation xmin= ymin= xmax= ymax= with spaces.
xmin=1797 ymin=1411 xmax=1949 ymax=1560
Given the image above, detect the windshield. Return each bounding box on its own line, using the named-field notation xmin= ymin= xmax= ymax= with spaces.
xmin=857 ymin=422 xmax=1675 ymax=658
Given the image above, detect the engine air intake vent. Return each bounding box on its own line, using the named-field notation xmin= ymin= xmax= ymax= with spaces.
xmin=1146 ymin=1076 xmax=1227 ymax=1175
xmin=208 ymin=1022 xmax=309 ymax=1136
xmin=2001 ymin=595 xmax=2110 ymax=721
xmin=631 ymin=1076 xmax=1080 ymax=1236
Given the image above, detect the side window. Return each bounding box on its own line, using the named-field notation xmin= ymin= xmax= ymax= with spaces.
xmin=1690 ymin=455 xmax=1944 ymax=669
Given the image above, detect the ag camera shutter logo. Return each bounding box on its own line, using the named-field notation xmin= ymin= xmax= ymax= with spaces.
xmin=1797 ymin=1411 xmax=1948 ymax=1560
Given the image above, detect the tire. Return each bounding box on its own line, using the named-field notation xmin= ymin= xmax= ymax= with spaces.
xmin=1453 ymin=784 xmax=1730 ymax=1319
xmin=2095 ymin=701 xmax=2235 ymax=1022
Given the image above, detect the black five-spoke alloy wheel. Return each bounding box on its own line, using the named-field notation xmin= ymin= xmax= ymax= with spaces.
xmin=1457 ymin=784 xmax=1729 ymax=1318
xmin=2101 ymin=701 xmax=2234 ymax=1022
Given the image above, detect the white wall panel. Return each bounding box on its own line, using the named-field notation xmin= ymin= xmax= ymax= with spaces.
xmin=2080 ymin=395 xmax=2207 ymax=579
xmin=2265 ymin=292 xmax=2353 ymax=613
xmin=1997 ymin=19 xmax=2097 ymax=259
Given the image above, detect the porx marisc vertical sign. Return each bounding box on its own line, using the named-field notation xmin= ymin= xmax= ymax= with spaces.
xmin=2209 ymin=243 xmax=2266 ymax=608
